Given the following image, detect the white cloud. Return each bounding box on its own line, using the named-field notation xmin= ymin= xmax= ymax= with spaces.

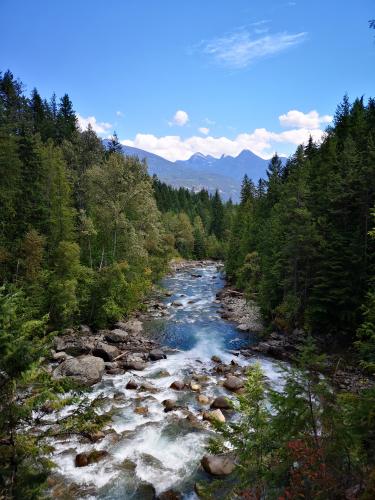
xmin=169 ymin=110 xmax=189 ymax=126
xmin=77 ymin=114 xmax=112 ymax=135
xmin=121 ymin=126 xmax=326 ymax=162
xmin=279 ymin=110 xmax=333 ymax=129
xmin=201 ymin=29 xmax=307 ymax=68
xmin=198 ymin=127 xmax=210 ymax=135
xmin=116 ymin=110 xmax=124 ymax=117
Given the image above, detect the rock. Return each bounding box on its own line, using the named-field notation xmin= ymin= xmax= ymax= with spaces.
xmin=196 ymin=394 xmax=210 ymax=405
xmin=105 ymin=329 xmax=128 ymax=343
xmin=211 ymin=355 xmax=222 ymax=363
xmin=134 ymin=406 xmax=148 ymax=415
xmin=237 ymin=323 xmax=249 ymax=332
xmin=170 ymin=380 xmax=185 ymax=390
xmin=54 ymin=336 xmax=94 ymax=356
xmin=79 ymin=324 xmax=92 ymax=335
xmin=120 ymin=458 xmax=137 ymax=471
xmin=172 ymin=301 xmax=183 ymax=307
xmin=154 ymin=369 xmax=170 ymax=378
xmin=123 ymin=360 xmax=146 ymax=371
xmin=210 ymin=396 xmax=232 ymax=410
xmin=92 ymin=343 xmax=120 ymax=361
xmin=139 ymin=382 xmax=157 ymax=393
xmin=41 ymin=402 xmax=54 ymax=414
xmin=114 ymin=321 xmax=128 ymax=330
xmin=126 ymin=379 xmax=138 ymax=390
xmin=52 ymin=351 xmax=71 ymax=362
xmin=158 ymin=489 xmax=182 ymax=500
xmin=215 ymin=364 xmax=232 ymax=374
xmin=136 ymin=482 xmax=156 ymax=500
xmin=106 ymin=368 xmax=124 ymax=375
xmin=190 ymin=382 xmax=201 ymax=391
xmin=224 ymin=375 xmax=244 ymax=392
xmin=162 ymin=399 xmax=180 ymax=412
xmin=201 ymin=454 xmax=235 ymax=476
xmin=149 ymin=349 xmax=166 ymax=361
xmin=123 ymin=319 xmax=143 ymax=335
xmin=85 ymin=430 xmax=105 ymax=443
xmin=164 ymin=290 xmax=173 ymax=297
xmin=203 ymin=409 xmax=226 ymax=424
xmin=75 ymin=453 xmax=88 ymax=467
xmin=75 ymin=450 xmax=109 ymax=467
xmin=53 ymin=355 xmax=105 ymax=386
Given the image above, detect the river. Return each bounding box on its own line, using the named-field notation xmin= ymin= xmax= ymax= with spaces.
xmin=50 ymin=262 xmax=284 ymax=498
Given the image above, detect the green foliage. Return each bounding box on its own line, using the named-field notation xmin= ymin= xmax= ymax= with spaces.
xmin=0 ymin=286 xmax=54 ymax=498
xmin=153 ymin=178 xmax=232 ymax=260
xmin=226 ymin=97 xmax=375 ymax=340
xmin=208 ymin=340 xmax=375 ymax=498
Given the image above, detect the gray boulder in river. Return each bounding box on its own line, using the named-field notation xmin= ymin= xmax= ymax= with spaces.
xmin=201 ymin=454 xmax=235 ymax=476
xmin=53 ymin=355 xmax=105 ymax=386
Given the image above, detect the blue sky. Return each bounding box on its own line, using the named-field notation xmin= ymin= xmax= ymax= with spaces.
xmin=1 ymin=0 xmax=374 ymax=160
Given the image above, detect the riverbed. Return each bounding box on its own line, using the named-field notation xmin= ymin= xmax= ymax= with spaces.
xmin=49 ymin=262 xmax=284 ymax=498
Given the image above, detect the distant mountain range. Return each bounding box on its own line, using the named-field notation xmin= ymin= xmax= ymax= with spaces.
xmin=116 ymin=143 xmax=285 ymax=201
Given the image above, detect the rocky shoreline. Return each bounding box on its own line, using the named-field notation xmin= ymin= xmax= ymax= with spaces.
xmin=49 ymin=260 xmax=217 ymax=387
xmin=215 ymin=284 xmax=374 ymax=394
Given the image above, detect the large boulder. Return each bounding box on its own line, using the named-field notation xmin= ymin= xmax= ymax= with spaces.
xmin=54 ymin=336 xmax=94 ymax=356
xmin=210 ymin=396 xmax=232 ymax=410
xmin=53 ymin=355 xmax=105 ymax=386
xmin=105 ymin=329 xmax=128 ymax=343
xmin=224 ymin=375 xmax=244 ymax=392
xmin=92 ymin=343 xmax=120 ymax=361
xmin=123 ymin=360 xmax=146 ymax=371
xmin=201 ymin=454 xmax=235 ymax=476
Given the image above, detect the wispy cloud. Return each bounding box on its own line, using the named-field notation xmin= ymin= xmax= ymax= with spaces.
xmin=201 ymin=29 xmax=307 ymax=68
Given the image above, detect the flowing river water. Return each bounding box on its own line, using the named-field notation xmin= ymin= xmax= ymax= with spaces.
xmin=50 ymin=263 xmax=284 ymax=499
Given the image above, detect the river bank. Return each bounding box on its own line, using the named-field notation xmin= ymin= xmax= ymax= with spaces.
xmin=217 ymin=285 xmax=374 ymax=394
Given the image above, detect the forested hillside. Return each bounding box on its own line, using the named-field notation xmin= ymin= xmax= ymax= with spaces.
xmin=226 ymin=96 xmax=375 ymax=355
xmin=0 ymin=70 xmax=229 ymax=330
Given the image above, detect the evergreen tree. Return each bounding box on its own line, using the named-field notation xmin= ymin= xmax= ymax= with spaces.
xmin=106 ymin=131 xmax=123 ymax=155
xmin=56 ymin=93 xmax=77 ymax=142
xmin=210 ymin=189 xmax=224 ymax=239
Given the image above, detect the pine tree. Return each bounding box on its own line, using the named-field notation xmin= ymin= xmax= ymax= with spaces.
xmin=210 ymin=189 xmax=224 ymax=239
xmin=107 ymin=131 xmax=123 ymax=155
xmin=56 ymin=93 xmax=77 ymax=142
